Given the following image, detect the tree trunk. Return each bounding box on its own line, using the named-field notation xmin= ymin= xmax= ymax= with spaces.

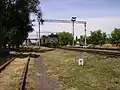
xmin=12 ymin=44 xmax=15 ymax=49
xmin=0 ymin=0 xmax=5 ymax=48
xmin=3 ymin=44 xmax=6 ymax=48
xmin=16 ymin=44 xmax=19 ymax=48
xmin=8 ymin=44 xmax=11 ymax=49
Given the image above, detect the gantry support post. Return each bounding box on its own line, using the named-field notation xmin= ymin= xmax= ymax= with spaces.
xmin=72 ymin=21 xmax=75 ymax=46
xmin=71 ymin=17 xmax=76 ymax=46
xmin=84 ymin=22 xmax=87 ymax=47
xmin=38 ymin=21 xmax=41 ymax=47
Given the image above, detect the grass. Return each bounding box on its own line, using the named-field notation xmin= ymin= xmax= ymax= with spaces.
xmin=0 ymin=58 xmax=27 ymax=90
xmin=41 ymin=49 xmax=120 ymax=90
xmin=26 ymin=58 xmax=39 ymax=90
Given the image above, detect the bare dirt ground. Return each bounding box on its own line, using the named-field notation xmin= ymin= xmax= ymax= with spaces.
xmin=35 ymin=55 xmax=60 ymax=90
xmin=0 ymin=58 xmax=27 ymax=90
xmin=26 ymin=58 xmax=40 ymax=90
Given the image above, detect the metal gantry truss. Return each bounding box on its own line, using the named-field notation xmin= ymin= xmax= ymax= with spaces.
xmin=27 ymin=18 xmax=87 ymax=46
xmin=41 ymin=19 xmax=86 ymax=24
xmin=39 ymin=19 xmax=87 ymax=46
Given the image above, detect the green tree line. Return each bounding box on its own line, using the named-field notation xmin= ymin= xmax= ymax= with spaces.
xmin=76 ymin=28 xmax=120 ymax=46
xmin=41 ymin=28 xmax=120 ymax=47
xmin=0 ymin=0 xmax=40 ymax=49
xmin=41 ymin=32 xmax=73 ymax=47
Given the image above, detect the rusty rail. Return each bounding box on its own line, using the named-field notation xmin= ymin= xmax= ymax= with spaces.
xmin=0 ymin=52 xmax=25 ymax=72
xmin=0 ymin=58 xmax=15 ymax=72
xmin=59 ymin=47 xmax=120 ymax=57
xmin=19 ymin=53 xmax=31 ymax=90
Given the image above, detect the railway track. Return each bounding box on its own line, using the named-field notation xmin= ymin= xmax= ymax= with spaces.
xmin=19 ymin=53 xmax=31 ymax=90
xmin=59 ymin=47 xmax=120 ymax=57
xmin=0 ymin=52 xmax=32 ymax=90
xmin=0 ymin=52 xmax=22 ymax=72
xmin=0 ymin=58 xmax=15 ymax=72
xmin=71 ymin=46 xmax=120 ymax=51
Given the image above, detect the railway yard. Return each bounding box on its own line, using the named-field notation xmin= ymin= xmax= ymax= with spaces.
xmin=1 ymin=0 xmax=120 ymax=89
xmin=0 ymin=51 xmax=39 ymax=90
xmin=0 ymin=47 xmax=120 ymax=90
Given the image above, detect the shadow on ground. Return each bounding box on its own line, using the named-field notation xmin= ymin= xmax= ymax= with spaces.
xmin=10 ymin=47 xmax=55 ymax=53
xmin=0 ymin=47 xmax=55 ymax=67
xmin=13 ymin=53 xmax=40 ymax=58
xmin=11 ymin=48 xmax=55 ymax=58
xmin=0 ymin=55 xmax=13 ymax=66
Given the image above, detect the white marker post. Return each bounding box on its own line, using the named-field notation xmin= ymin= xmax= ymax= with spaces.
xmin=78 ymin=58 xmax=84 ymax=66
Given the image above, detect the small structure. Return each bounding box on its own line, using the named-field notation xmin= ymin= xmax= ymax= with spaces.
xmin=78 ymin=58 xmax=84 ymax=66
xmin=76 ymin=57 xmax=84 ymax=66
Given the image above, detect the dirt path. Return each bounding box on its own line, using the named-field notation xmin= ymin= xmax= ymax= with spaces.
xmin=26 ymin=57 xmax=40 ymax=90
xmin=35 ymin=56 xmax=60 ymax=90
xmin=0 ymin=58 xmax=27 ymax=90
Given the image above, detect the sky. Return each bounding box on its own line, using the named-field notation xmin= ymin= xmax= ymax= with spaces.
xmin=29 ymin=0 xmax=120 ymax=39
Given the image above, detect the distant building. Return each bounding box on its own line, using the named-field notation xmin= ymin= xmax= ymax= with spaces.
xmin=23 ymin=39 xmax=32 ymax=46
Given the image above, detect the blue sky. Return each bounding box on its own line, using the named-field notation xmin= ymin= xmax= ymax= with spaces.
xmin=41 ymin=0 xmax=120 ymax=19
xmin=29 ymin=0 xmax=120 ymax=38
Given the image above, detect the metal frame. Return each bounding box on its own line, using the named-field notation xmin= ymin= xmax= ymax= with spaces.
xmin=40 ymin=18 xmax=87 ymax=46
xmin=28 ymin=19 xmax=87 ymax=46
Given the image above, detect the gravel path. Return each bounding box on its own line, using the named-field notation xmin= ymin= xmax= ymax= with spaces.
xmin=35 ymin=56 xmax=60 ymax=90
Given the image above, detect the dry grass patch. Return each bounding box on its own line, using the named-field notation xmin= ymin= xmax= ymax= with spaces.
xmin=0 ymin=58 xmax=27 ymax=90
xmin=41 ymin=49 xmax=120 ymax=90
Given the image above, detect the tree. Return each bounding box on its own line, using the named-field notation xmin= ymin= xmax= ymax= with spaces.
xmin=78 ymin=35 xmax=85 ymax=46
xmin=106 ymin=34 xmax=111 ymax=43
xmin=86 ymin=36 xmax=92 ymax=44
xmin=75 ymin=36 xmax=78 ymax=41
xmin=110 ymin=28 xmax=120 ymax=44
xmin=0 ymin=0 xmax=5 ymax=48
xmin=48 ymin=33 xmax=59 ymax=47
xmin=90 ymin=30 xmax=107 ymax=45
xmin=1 ymin=0 xmax=40 ymax=48
xmin=75 ymin=36 xmax=78 ymax=44
xmin=58 ymin=32 xmax=73 ymax=46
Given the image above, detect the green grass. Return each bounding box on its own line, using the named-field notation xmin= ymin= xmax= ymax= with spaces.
xmin=41 ymin=49 xmax=120 ymax=90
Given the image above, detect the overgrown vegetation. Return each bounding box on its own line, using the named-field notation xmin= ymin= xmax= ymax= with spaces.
xmin=0 ymin=0 xmax=41 ymax=48
xmin=110 ymin=28 xmax=120 ymax=44
xmin=77 ymin=29 xmax=120 ymax=46
xmin=41 ymin=49 xmax=120 ymax=90
xmin=41 ymin=32 xmax=73 ymax=47
xmin=40 ymin=28 xmax=120 ymax=47
xmin=0 ymin=58 xmax=27 ymax=90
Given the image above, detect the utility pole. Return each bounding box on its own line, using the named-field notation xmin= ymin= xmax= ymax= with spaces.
xmin=71 ymin=17 xmax=76 ymax=46
xmin=37 ymin=13 xmax=41 ymax=48
xmin=36 ymin=32 xmax=38 ymax=39
xmin=72 ymin=21 xmax=75 ymax=46
xmin=84 ymin=22 xmax=87 ymax=47
xmin=38 ymin=21 xmax=41 ymax=47
xmin=36 ymin=31 xmax=38 ymax=46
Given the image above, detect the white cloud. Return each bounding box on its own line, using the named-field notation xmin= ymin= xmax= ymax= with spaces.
xmin=28 ymin=17 xmax=120 ymax=38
